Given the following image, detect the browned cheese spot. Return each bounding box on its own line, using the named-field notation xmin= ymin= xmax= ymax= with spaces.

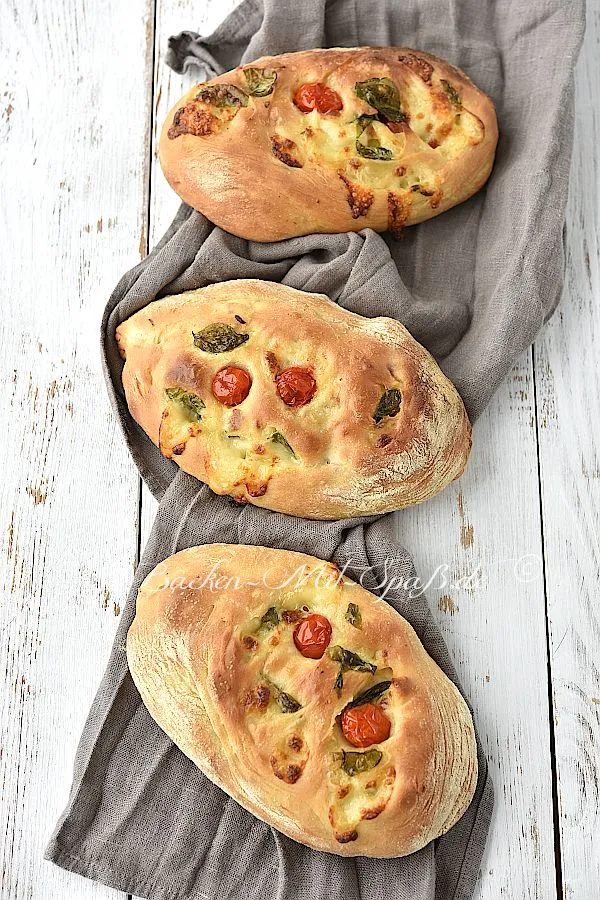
xmin=338 ymin=173 xmax=374 ymax=220
xmin=255 ymin=684 xmax=271 ymax=708
xmin=244 ymin=684 xmax=271 ymax=710
xmin=271 ymin=134 xmax=303 ymax=168
xmin=168 ymin=102 xmax=217 ymax=139
xmin=376 ymin=434 xmax=392 ymax=449
xmin=336 ymin=829 xmax=359 ymax=844
xmin=398 ymin=53 xmax=434 ymax=84
xmin=282 ymin=609 xmax=304 ymax=624
xmin=288 ymin=735 xmax=304 ymax=751
xmin=242 ymin=635 xmax=258 ymax=651
xmin=247 ymin=481 xmax=268 ymax=498
xmin=265 ymin=351 xmax=279 ymax=378
xmin=270 ymin=756 xmax=304 ymax=784
xmin=387 ymin=191 xmax=412 ymax=239
xmin=360 ymin=801 xmax=386 ymax=820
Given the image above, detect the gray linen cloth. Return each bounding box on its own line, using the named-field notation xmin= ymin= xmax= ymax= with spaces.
xmin=45 ymin=1 xmax=584 ymax=898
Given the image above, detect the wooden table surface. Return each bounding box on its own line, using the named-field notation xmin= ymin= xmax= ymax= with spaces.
xmin=1 ymin=1 xmax=598 ymax=898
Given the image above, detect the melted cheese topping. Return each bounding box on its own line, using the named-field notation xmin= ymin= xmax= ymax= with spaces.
xmin=183 ymin=55 xmax=484 ymax=215
xmin=121 ymin=291 xmax=408 ymax=499
xmin=233 ymin=570 xmax=403 ymax=843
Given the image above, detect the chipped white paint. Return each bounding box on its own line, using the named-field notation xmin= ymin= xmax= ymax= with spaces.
xmin=0 ymin=0 xmax=154 ymax=898
xmin=534 ymin=3 xmax=600 ymax=896
xmin=401 ymin=356 xmax=556 ymax=900
xmin=1 ymin=0 xmax=598 ymax=898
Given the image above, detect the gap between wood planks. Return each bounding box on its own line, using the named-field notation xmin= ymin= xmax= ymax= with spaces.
xmin=531 ymin=344 xmax=564 ymax=900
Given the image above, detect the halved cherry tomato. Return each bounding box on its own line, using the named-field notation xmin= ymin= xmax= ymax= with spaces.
xmin=293 ymin=82 xmax=343 ymax=115
xmin=276 ymin=367 xmax=316 ymax=407
xmin=341 ymin=702 xmax=391 ymax=748
xmin=293 ymin=614 xmax=332 ymax=659
xmin=211 ymin=366 xmax=252 ymax=407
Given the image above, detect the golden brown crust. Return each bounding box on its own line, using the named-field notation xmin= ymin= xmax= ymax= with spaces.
xmin=116 ymin=280 xmax=472 ymax=519
xmin=159 ymin=47 xmax=498 ymax=241
xmin=126 ymin=544 xmax=478 ymax=857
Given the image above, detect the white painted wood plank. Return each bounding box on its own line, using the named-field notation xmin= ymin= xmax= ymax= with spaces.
xmin=0 ymin=0 xmax=154 ymax=898
xmin=399 ymin=355 xmax=556 ymax=900
xmin=534 ymin=2 xmax=600 ymax=896
xmin=140 ymin=0 xmax=239 ymax=549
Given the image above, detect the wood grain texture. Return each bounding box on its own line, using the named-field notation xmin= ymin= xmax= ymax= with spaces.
xmin=1 ymin=0 xmax=596 ymax=896
xmin=534 ymin=2 xmax=600 ymax=895
xmin=0 ymin=0 xmax=154 ymax=898
xmin=140 ymin=0 xmax=240 ymax=548
xmin=400 ymin=355 xmax=557 ymax=900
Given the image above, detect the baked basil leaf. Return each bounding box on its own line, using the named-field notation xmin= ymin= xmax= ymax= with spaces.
xmin=374 ymin=388 xmax=402 ymax=423
xmin=263 ymin=674 xmax=302 ymax=713
xmin=341 ymin=748 xmax=382 ymax=776
xmin=276 ymin=690 xmax=302 ymax=713
xmin=193 ymin=323 xmax=249 ymax=353
xmin=345 ymin=602 xmax=362 ymax=629
xmin=165 ymin=388 xmax=205 ymax=421
xmin=329 ymin=645 xmax=377 ymax=688
xmin=357 ymin=142 xmax=394 ymax=161
xmin=258 ymin=606 xmax=279 ymax=631
xmin=355 ymin=77 xmax=405 ymax=123
xmin=243 ymin=67 xmax=277 ymax=97
xmin=196 ymin=83 xmax=248 ymax=108
xmin=441 ymin=78 xmax=461 ymax=106
xmin=329 ymin=645 xmax=377 ymax=673
xmin=347 ymin=680 xmax=392 ymax=709
xmin=271 ymin=431 xmax=296 ymax=457
xmin=355 ymin=114 xmax=393 ymax=161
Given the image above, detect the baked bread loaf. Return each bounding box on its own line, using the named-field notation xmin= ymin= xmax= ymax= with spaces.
xmin=116 ymin=279 xmax=471 ymax=519
xmin=159 ymin=47 xmax=497 ymax=241
xmin=127 ymin=544 xmax=478 ymax=857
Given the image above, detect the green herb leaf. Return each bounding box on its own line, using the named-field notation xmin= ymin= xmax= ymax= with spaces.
xmin=193 ymin=323 xmax=250 ymax=353
xmin=262 ymin=673 xmax=302 ymax=713
xmin=440 ymin=79 xmax=461 ymax=106
xmin=355 ymin=114 xmax=394 ymax=161
xmin=347 ymin=680 xmax=392 ymax=709
xmin=196 ymin=84 xmax=248 ymax=108
xmin=355 ymin=77 xmax=405 ymax=123
xmin=341 ymin=748 xmax=383 ymax=776
xmin=271 ymin=431 xmax=296 ymax=457
xmin=165 ymin=388 xmax=205 ymax=421
xmin=328 ymin=644 xmax=377 ymax=692
xmin=374 ymin=388 xmax=402 ymax=423
xmin=243 ymin=67 xmax=277 ymax=97
xmin=276 ymin=690 xmax=302 ymax=713
xmin=345 ymin=603 xmax=362 ymax=629
xmin=258 ymin=606 xmax=279 ymax=631
xmin=356 ymin=143 xmax=394 ymax=161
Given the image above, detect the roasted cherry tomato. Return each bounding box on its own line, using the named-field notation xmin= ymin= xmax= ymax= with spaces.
xmin=293 ymin=82 xmax=343 ymax=115
xmin=276 ymin=366 xmax=316 ymax=407
xmin=293 ymin=614 xmax=332 ymax=659
xmin=341 ymin=702 xmax=391 ymax=749
xmin=211 ymin=366 xmax=252 ymax=407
